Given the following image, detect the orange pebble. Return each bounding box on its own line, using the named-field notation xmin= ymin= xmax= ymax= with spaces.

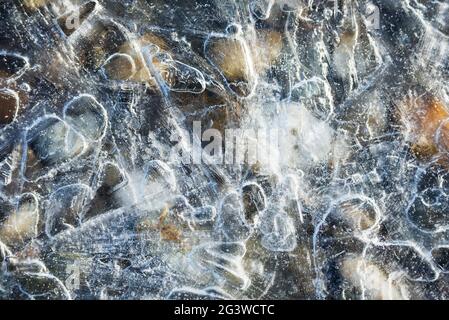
xmin=400 ymin=94 xmax=449 ymax=159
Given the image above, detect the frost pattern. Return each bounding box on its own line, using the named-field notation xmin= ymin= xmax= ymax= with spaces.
xmin=0 ymin=0 xmax=449 ymax=300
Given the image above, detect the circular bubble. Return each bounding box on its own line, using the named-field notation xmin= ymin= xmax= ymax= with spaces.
xmin=63 ymin=94 xmax=108 ymax=141
xmin=25 ymin=115 xmax=87 ymax=178
xmin=0 ymin=88 xmax=19 ymax=125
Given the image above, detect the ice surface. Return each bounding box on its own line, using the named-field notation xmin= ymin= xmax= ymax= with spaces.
xmin=1 ymin=0 xmax=449 ymax=300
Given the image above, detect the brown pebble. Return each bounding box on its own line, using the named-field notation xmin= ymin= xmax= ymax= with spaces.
xmin=102 ymin=53 xmax=136 ymax=80
xmin=253 ymin=30 xmax=283 ymax=74
xmin=0 ymin=89 xmax=19 ymax=125
xmin=0 ymin=194 xmax=39 ymax=247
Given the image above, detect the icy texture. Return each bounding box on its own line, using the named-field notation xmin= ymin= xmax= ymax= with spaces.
xmin=0 ymin=0 xmax=449 ymax=300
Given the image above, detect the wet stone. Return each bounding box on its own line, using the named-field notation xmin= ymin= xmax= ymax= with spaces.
xmin=1 ymin=0 xmax=449 ymax=301
xmin=0 ymin=89 xmax=19 ymax=125
xmin=0 ymin=53 xmax=28 ymax=78
xmin=25 ymin=116 xmax=86 ymax=179
xmin=431 ymin=247 xmax=449 ymax=272
xmin=102 ymin=53 xmax=136 ymax=80
xmin=57 ymin=1 xmax=97 ymax=36
xmin=63 ymin=94 xmax=107 ymax=141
